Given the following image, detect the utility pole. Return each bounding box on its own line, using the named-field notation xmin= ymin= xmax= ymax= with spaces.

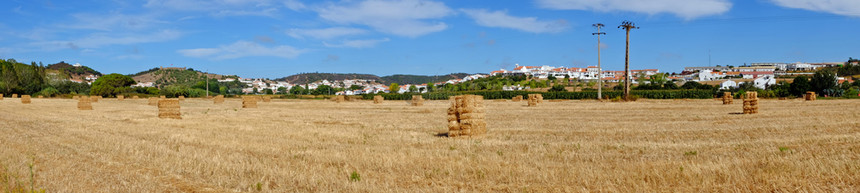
xmin=619 ymin=21 xmax=639 ymax=101
xmin=592 ymin=23 xmax=606 ymax=100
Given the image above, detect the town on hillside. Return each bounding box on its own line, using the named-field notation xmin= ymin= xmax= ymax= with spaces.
xmin=57 ymin=60 xmax=857 ymax=96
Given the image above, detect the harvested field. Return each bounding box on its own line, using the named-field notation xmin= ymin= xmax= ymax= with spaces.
xmin=0 ymin=99 xmax=859 ymax=192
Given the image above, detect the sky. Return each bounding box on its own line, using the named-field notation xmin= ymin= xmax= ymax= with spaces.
xmin=1 ymin=0 xmax=859 ymax=78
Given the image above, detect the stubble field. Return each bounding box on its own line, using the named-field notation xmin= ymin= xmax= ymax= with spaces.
xmin=1 ymin=97 xmax=859 ymax=192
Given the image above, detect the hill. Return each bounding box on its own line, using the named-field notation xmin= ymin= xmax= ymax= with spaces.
xmin=277 ymin=73 xmax=382 ymax=85
xmin=131 ymin=67 xmax=234 ymax=86
xmin=46 ymin=61 xmax=102 ymax=81
xmin=277 ymin=72 xmax=473 ymax=85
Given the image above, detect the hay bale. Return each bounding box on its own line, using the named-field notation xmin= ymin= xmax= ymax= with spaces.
xmin=242 ymin=96 xmax=258 ymax=108
xmin=117 ymin=95 xmax=125 ymax=101
xmin=262 ymin=96 xmax=272 ymax=102
xmin=72 ymin=96 xmax=79 ymax=100
xmin=512 ymin=95 xmax=523 ymax=102
xmin=0 ymin=94 xmax=3 ymax=100
xmin=148 ymin=97 xmax=159 ymax=106
xmin=743 ymin=92 xmax=759 ymax=114
xmin=334 ymin=95 xmax=346 ymax=103
xmin=179 ymin=96 xmax=185 ymax=101
xmin=160 ymin=95 xmax=166 ymax=99
xmin=447 ymin=95 xmax=487 ymax=137
xmin=527 ymin=94 xmax=542 ymax=107
xmin=805 ymin=91 xmax=816 ymax=101
xmin=373 ymin=95 xmax=384 ymax=104
xmin=38 ymin=95 xmax=44 ymax=99
xmin=722 ymin=92 xmax=733 ymax=105
xmin=132 ymin=96 xmax=139 ymax=99
xmin=77 ymin=96 xmax=93 ymax=110
xmin=20 ymin=95 xmax=31 ymax=104
xmin=411 ymin=95 xmax=424 ymax=106
xmin=157 ymin=99 xmax=181 ymax=119
xmin=12 ymin=94 xmax=18 ymax=98
xmin=213 ymin=95 xmax=225 ymax=104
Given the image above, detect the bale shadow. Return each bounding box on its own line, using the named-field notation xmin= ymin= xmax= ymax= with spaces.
xmin=434 ymin=132 xmax=449 ymax=137
xmin=728 ymin=112 xmax=745 ymax=115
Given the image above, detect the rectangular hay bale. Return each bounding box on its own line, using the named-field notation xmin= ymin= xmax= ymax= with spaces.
xmin=373 ymin=95 xmax=384 ymax=104
xmin=157 ymin=99 xmax=181 ymax=119
xmin=20 ymin=95 xmax=31 ymax=104
xmin=78 ymin=97 xmax=93 ymax=110
xmin=242 ymin=96 xmax=258 ymax=108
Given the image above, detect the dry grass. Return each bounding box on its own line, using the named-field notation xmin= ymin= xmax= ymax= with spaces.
xmin=0 ymin=98 xmax=859 ymax=192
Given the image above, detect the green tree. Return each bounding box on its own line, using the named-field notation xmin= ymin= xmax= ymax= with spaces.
xmin=548 ymin=84 xmax=567 ymax=92
xmin=389 ymin=83 xmax=400 ymax=93
xmin=277 ymin=87 xmax=287 ymax=94
xmin=348 ymin=85 xmax=365 ymax=91
xmin=789 ymin=76 xmax=810 ymax=97
xmin=408 ymin=85 xmax=418 ymax=93
xmin=289 ymin=86 xmax=304 ymax=95
xmin=810 ymin=69 xmax=838 ymax=95
xmin=264 ymin=88 xmax=274 ymax=95
xmin=90 ymin=73 xmax=136 ymax=97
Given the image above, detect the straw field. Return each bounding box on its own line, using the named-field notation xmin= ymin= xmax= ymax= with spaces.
xmin=0 ymin=98 xmax=858 ymax=192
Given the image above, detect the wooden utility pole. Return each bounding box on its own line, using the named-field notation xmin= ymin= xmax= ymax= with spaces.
xmin=619 ymin=21 xmax=639 ymax=101
xmin=592 ymin=23 xmax=606 ymax=100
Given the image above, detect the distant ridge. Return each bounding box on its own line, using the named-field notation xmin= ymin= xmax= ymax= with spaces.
xmin=275 ymin=72 xmax=474 ymax=85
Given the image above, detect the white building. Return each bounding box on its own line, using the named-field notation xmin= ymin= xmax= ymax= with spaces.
xmin=720 ymin=80 xmax=738 ymax=90
xmin=753 ymin=75 xmax=777 ymax=89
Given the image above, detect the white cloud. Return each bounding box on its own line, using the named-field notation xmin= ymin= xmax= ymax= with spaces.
xmin=213 ymin=8 xmax=279 ymax=17
xmin=287 ymin=27 xmax=368 ymax=39
xmin=59 ymin=13 xmax=167 ymax=31
xmin=316 ymin=0 xmax=454 ymax=37
xmin=30 ymin=30 xmax=184 ymax=51
xmin=178 ymin=41 xmax=307 ymax=59
xmin=144 ymin=0 xmax=274 ymax=11
xmin=535 ymin=0 xmax=732 ymax=20
xmin=461 ymin=9 xmax=568 ymax=33
xmin=284 ymin=0 xmax=307 ymax=11
xmin=323 ymin=38 xmax=390 ymax=48
xmin=770 ymin=0 xmax=860 ymax=17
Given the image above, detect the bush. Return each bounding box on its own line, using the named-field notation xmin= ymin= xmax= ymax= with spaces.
xmin=35 ymin=87 xmax=60 ymax=97
xmin=548 ymin=85 xmax=567 ymax=92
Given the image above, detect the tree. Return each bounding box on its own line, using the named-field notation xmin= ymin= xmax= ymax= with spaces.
xmin=789 ymin=76 xmax=810 ymax=97
xmin=389 ymin=83 xmax=400 ymax=93
xmin=264 ymin=88 xmax=274 ymax=95
xmin=426 ymin=83 xmax=435 ymax=92
xmin=547 ymin=75 xmax=557 ymax=80
xmin=289 ymin=86 xmax=304 ymax=95
xmin=408 ymin=85 xmax=418 ymax=93
xmin=663 ymin=81 xmax=679 ymax=90
xmin=314 ymin=85 xmax=334 ymax=95
xmin=277 ymin=87 xmax=287 ymax=94
xmin=348 ymin=85 xmax=364 ymax=91
xmin=810 ymin=69 xmax=838 ymax=96
xmin=548 ymin=84 xmax=567 ymax=92
xmin=90 ymin=73 xmax=136 ymax=97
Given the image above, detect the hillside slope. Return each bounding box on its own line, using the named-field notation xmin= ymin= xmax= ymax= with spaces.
xmin=277 ymin=73 xmax=473 ymax=85
xmin=131 ymin=68 xmax=232 ymax=86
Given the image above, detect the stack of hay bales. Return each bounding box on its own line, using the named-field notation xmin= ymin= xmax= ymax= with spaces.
xmin=373 ymin=95 xmax=384 ymax=104
xmin=148 ymin=97 xmax=159 ymax=106
xmin=117 ymin=95 xmax=125 ymax=101
xmin=12 ymin=94 xmax=18 ymax=98
xmin=77 ymin=96 xmax=93 ymax=110
xmin=72 ymin=96 xmax=79 ymax=100
xmin=447 ymin=95 xmax=487 ymax=137
xmin=242 ymin=96 xmax=258 ymax=108
xmin=512 ymin=95 xmax=523 ymax=102
xmin=805 ymin=91 xmax=817 ymax=101
xmin=262 ymin=96 xmax=272 ymax=102
xmin=91 ymin=96 xmax=99 ymax=103
xmin=21 ymin=95 xmax=31 ymax=104
xmin=743 ymin=92 xmax=759 ymax=114
xmin=411 ymin=95 xmax=424 ymax=106
xmin=178 ymin=96 xmax=185 ymax=101
xmin=527 ymin=94 xmax=543 ymax=107
xmin=157 ymin=99 xmax=181 ymax=119
xmin=334 ymin=95 xmax=345 ymax=103
xmin=213 ymin=95 xmax=225 ymax=104
xmin=722 ymin=92 xmax=733 ymax=105
xmin=160 ymin=95 xmax=166 ymax=99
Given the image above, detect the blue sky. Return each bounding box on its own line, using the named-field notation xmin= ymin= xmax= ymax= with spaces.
xmin=1 ymin=0 xmax=858 ymax=78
